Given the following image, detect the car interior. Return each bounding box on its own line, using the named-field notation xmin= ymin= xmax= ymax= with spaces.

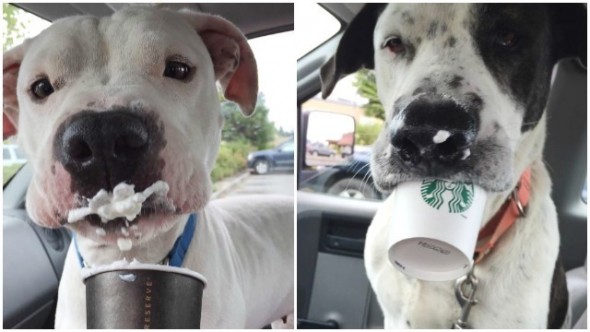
xmin=2 ymin=3 xmax=293 ymax=328
xmin=3 ymin=2 xmax=587 ymax=330
xmin=296 ymin=3 xmax=587 ymax=329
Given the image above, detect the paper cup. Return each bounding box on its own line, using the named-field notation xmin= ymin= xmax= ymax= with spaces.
xmin=82 ymin=263 xmax=206 ymax=329
xmin=388 ymin=179 xmax=487 ymax=281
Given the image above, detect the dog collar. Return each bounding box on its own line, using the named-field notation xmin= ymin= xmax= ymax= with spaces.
xmin=473 ymin=169 xmax=531 ymax=264
xmin=74 ymin=213 xmax=198 ymax=268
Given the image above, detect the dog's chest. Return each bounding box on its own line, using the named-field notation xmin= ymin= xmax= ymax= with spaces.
xmin=376 ymin=267 xmax=514 ymax=328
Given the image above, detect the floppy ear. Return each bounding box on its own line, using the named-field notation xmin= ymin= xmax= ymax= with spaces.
xmin=3 ymin=42 xmax=28 ymax=139
xmin=320 ymin=4 xmax=386 ymax=99
xmin=551 ymin=4 xmax=587 ymax=67
xmin=180 ymin=11 xmax=258 ymax=116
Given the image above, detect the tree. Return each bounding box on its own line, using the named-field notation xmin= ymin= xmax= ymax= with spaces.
xmin=355 ymin=122 xmax=382 ymax=146
xmin=3 ymin=4 xmax=26 ymax=51
xmin=353 ymin=68 xmax=385 ymax=120
xmin=221 ymin=93 xmax=275 ymax=150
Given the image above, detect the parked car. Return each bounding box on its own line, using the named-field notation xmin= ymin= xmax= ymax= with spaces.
xmin=248 ymin=138 xmax=295 ymax=175
xmin=3 ymin=144 xmax=27 ymax=166
xmin=306 ymin=142 xmax=335 ymax=157
xmin=300 ymin=151 xmax=382 ymax=200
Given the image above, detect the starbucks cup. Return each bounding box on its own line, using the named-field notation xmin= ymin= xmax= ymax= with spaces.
xmin=388 ymin=179 xmax=487 ymax=281
xmin=82 ymin=261 xmax=207 ymax=329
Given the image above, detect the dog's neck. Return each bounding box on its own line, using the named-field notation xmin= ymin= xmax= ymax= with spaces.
xmin=482 ymin=114 xmax=547 ymax=223
xmin=75 ymin=214 xmax=190 ymax=266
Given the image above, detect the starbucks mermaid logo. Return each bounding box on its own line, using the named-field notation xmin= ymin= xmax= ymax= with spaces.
xmin=420 ymin=179 xmax=475 ymax=213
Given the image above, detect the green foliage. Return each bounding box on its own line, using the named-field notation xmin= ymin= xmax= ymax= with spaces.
xmin=3 ymin=163 xmax=24 ymax=185
xmin=221 ymin=93 xmax=275 ymax=150
xmin=276 ymin=126 xmax=293 ymax=138
xmin=355 ymin=122 xmax=382 ymax=146
xmin=211 ymin=141 xmax=253 ymax=182
xmin=353 ymin=68 xmax=385 ymax=120
xmin=3 ymin=4 xmax=26 ymax=51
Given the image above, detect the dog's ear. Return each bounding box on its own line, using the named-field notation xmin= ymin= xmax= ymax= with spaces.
xmin=551 ymin=4 xmax=587 ymax=67
xmin=321 ymin=4 xmax=385 ymax=99
xmin=3 ymin=42 xmax=28 ymax=139
xmin=181 ymin=11 xmax=258 ymax=116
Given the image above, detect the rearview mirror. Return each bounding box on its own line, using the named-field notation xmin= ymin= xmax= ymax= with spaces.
xmin=305 ymin=111 xmax=355 ymax=167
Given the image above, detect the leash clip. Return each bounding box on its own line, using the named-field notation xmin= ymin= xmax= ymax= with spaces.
xmin=452 ymin=265 xmax=478 ymax=329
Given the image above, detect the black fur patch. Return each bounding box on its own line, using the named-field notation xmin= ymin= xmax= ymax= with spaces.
xmin=427 ymin=21 xmax=439 ymax=39
xmin=465 ymin=92 xmax=484 ymax=110
xmin=320 ymin=4 xmax=387 ymax=98
xmin=547 ymin=257 xmax=568 ymax=328
xmin=470 ymin=4 xmax=586 ymax=132
xmin=449 ymin=75 xmax=464 ymax=89
xmin=401 ymin=11 xmax=415 ymax=25
xmin=445 ymin=36 xmax=457 ymax=48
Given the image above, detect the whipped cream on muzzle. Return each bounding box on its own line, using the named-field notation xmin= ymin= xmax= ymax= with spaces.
xmin=67 ymin=181 xmax=170 ymax=251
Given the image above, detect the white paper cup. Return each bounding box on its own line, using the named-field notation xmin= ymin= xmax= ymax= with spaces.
xmin=388 ymin=179 xmax=487 ymax=281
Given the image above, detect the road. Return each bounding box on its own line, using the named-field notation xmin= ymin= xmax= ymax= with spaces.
xmin=220 ymin=171 xmax=294 ymax=198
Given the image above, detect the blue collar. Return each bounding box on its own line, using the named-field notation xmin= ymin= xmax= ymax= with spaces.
xmin=74 ymin=213 xmax=198 ymax=268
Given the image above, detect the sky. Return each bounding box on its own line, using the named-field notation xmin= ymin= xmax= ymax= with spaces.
xmin=249 ymin=31 xmax=296 ymax=133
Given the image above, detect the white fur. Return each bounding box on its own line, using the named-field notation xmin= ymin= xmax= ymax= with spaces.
xmin=365 ymin=4 xmax=561 ymax=328
xmin=4 ymin=7 xmax=293 ymax=329
xmin=57 ymin=195 xmax=294 ymax=328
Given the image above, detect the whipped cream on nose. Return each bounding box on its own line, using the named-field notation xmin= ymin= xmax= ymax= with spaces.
xmin=67 ymin=181 xmax=170 ymax=223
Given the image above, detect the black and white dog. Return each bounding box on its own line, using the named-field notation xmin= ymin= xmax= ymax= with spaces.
xmin=321 ymin=4 xmax=585 ymax=329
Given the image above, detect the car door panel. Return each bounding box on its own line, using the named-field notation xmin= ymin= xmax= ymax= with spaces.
xmin=4 ymin=164 xmax=72 ymax=329
xmin=3 ymin=215 xmax=60 ymax=328
xmin=297 ymin=191 xmax=384 ymax=329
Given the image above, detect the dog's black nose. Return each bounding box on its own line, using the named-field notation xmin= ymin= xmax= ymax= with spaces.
xmin=390 ymin=97 xmax=477 ymax=166
xmin=54 ymin=110 xmax=154 ymax=195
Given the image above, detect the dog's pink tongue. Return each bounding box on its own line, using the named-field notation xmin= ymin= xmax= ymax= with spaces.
xmin=67 ymin=181 xmax=169 ymax=224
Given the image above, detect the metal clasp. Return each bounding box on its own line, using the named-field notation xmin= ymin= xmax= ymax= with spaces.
xmin=511 ymin=183 xmax=527 ymax=217
xmin=452 ymin=266 xmax=478 ymax=329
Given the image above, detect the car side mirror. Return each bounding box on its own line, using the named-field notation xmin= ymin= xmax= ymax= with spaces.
xmin=304 ymin=111 xmax=355 ymax=167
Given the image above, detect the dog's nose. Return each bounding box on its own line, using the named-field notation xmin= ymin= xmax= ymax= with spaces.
xmin=390 ymin=97 xmax=477 ymax=166
xmin=55 ymin=110 xmax=150 ymax=191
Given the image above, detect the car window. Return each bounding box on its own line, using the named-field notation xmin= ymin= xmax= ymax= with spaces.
xmin=281 ymin=141 xmax=295 ymax=152
xmin=296 ymin=3 xmax=341 ymax=59
xmin=295 ymin=4 xmax=385 ymax=201
xmin=300 ymin=73 xmax=385 ymax=201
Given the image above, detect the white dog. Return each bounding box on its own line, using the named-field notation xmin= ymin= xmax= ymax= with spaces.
xmin=321 ymin=3 xmax=585 ymax=329
xmin=3 ymin=7 xmax=293 ymax=328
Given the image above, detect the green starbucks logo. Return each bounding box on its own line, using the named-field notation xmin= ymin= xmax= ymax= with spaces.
xmin=420 ymin=179 xmax=474 ymax=213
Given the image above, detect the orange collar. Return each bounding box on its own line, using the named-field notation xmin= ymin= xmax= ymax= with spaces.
xmin=474 ymin=169 xmax=532 ymax=264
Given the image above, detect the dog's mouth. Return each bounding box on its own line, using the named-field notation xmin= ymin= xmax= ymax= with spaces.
xmin=371 ymin=136 xmax=514 ymax=194
xmin=64 ymin=180 xmax=181 ymax=240
xmin=82 ymin=201 xmax=177 ymax=230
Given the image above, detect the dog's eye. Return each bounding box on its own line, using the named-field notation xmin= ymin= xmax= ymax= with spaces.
xmin=495 ymin=31 xmax=519 ymax=48
xmin=383 ymin=36 xmax=406 ymax=54
xmin=30 ymin=78 xmax=55 ymax=99
xmin=164 ymin=61 xmax=192 ymax=81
